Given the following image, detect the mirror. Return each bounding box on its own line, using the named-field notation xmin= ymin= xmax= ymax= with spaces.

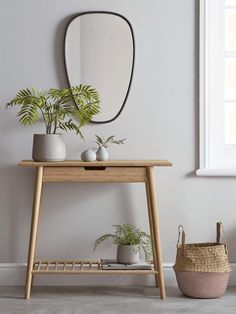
xmin=64 ymin=12 xmax=135 ymax=123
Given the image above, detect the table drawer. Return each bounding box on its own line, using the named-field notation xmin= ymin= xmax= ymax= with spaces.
xmin=43 ymin=166 xmax=146 ymax=183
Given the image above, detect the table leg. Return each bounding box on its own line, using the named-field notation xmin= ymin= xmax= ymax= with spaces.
xmin=25 ymin=166 xmax=43 ymax=299
xmin=145 ymin=181 xmax=159 ymax=287
xmin=146 ymin=167 xmax=166 ymax=299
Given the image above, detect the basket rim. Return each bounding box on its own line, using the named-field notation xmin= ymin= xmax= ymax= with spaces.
xmin=174 ymin=269 xmax=232 ymax=274
xmin=177 ymin=242 xmax=226 ymax=248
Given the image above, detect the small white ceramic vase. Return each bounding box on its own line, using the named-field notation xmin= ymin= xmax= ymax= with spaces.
xmin=81 ymin=149 xmax=96 ymax=162
xmin=96 ymin=146 xmax=109 ymax=161
xmin=117 ymin=245 xmax=140 ymax=264
xmin=32 ymin=134 xmax=66 ymax=161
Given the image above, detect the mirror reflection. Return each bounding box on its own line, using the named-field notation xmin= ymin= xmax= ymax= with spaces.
xmin=64 ymin=12 xmax=135 ymax=123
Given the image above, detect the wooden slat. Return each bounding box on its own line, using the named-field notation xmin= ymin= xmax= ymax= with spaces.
xmin=43 ymin=167 xmax=146 ymax=183
xmin=98 ymin=261 xmax=101 ymax=270
xmin=32 ymin=259 xmax=156 ymax=275
xmin=34 ymin=259 xmax=98 ymax=264
xmin=18 ymin=160 xmax=172 ymax=168
xmin=32 ymin=270 xmax=158 ymax=274
xmin=37 ymin=262 xmax=41 ymax=271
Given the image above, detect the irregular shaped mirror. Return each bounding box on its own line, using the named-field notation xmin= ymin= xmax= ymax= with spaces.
xmin=64 ymin=12 xmax=135 ymax=123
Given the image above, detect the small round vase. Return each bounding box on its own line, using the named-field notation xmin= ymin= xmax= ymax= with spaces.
xmin=32 ymin=134 xmax=66 ymax=161
xmin=117 ymin=245 xmax=140 ymax=264
xmin=96 ymin=146 xmax=109 ymax=161
xmin=81 ymin=149 xmax=96 ymax=162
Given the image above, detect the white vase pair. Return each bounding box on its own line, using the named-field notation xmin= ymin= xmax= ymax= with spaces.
xmin=81 ymin=146 xmax=109 ymax=162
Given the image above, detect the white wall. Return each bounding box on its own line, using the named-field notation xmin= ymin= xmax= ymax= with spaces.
xmin=0 ymin=0 xmax=236 ymax=284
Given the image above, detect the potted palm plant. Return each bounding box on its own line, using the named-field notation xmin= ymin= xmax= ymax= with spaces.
xmin=6 ymin=85 xmax=100 ymax=161
xmin=94 ymin=224 xmax=151 ymax=264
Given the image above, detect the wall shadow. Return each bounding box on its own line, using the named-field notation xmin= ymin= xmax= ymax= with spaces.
xmin=54 ymin=14 xmax=76 ymax=88
xmin=226 ymin=226 xmax=236 ymax=262
xmin=0 ymin=166 xmax=34 ymax=262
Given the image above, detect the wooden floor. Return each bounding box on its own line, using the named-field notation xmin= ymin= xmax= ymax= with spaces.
xmin=0 ymin=286 xmax=235 ymax=314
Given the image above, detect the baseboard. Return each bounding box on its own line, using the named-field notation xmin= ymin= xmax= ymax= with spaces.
xmin=0 ymin=263 xmax=235 ymax=286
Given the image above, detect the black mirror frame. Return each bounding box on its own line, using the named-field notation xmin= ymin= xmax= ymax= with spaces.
xmin=64 ymin=11 xmax=135 ymax=124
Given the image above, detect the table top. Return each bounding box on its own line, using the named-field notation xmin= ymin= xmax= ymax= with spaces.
xmin=18 ymin=160 xmax=172 ymax=168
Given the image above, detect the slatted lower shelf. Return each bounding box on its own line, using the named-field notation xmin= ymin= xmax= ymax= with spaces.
xmin=32 ymin=260 xmax=158 ymax=275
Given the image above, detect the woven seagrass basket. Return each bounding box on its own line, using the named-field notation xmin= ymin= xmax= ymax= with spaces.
xmin=173 ymin=222 xmax=231 ymax=299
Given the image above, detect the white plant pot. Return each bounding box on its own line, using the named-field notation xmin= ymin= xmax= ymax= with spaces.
xmin=117 ymin=245 xmax=140 ymax=264
xmin=32 ymin=134 xmax=66 ymax=161
xmin=96 ymin=146 xmax=109 ymax=161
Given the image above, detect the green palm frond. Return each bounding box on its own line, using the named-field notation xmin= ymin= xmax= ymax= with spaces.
xmin=7 ymin=88 xmax=42 ymax=125
xmin=6 ymin=85 xmax=101 ymax=135
xmin=71 ymin=85 xmax=100 ymax=102
xmin=49 ymin=88 xmax=72 ymax=105
xmin=17 ymin=103 xmax=39 ymax=125
xmin=58 ymin=119 xmax=83 ymax=137
xmin=75 ymin=101 xmax=100 ymax=127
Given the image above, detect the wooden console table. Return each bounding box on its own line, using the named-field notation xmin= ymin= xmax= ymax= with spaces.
xmin=19 ymin=160 xmax=172 ymax=299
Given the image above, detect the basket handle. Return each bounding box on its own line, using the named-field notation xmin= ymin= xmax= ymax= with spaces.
xmin=177 ymin=223 xmax=227 ymax=246
xmin=216 ymin=222 xmax=226 ymax=244
xmin=216 ymin=222 xmax=228 ymax=254
xmin=177 ymin=225 xmax=185 ymax=246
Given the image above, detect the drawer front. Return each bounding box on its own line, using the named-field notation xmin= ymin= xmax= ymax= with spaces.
xmin=43 ymin=166 xmax=146 ymax=183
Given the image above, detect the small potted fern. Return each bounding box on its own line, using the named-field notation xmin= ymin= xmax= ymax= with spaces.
xmin=6 ymin=85 xmax=100 ymax=161
xmin=94 ymin=135 xmax=126 ymax=161
xmin=94 ymin=224 xmax=151 ymax=264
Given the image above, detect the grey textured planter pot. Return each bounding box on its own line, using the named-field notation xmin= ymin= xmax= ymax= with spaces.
xmin=32 ymin=134 xmax=66 ymax=161
xmin=117 ymin=245 xmax=140 ymax=264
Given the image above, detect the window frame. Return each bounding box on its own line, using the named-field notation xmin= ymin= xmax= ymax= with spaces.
xmin=197 ymin=0 xmax=236 ymax=176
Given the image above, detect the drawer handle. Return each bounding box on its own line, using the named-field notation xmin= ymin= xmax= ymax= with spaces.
xmin=84 ymin=166 xmax=106 ymax=171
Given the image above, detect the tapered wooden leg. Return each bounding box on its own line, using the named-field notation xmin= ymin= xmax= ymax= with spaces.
xmin=30 ymin=179 xmax=44 ymax=292
xmin=146 ymin=167 xmax=166 ymax=299
xmin=25 ymin=166 xmax=43 ymax=299
xmin=145 ymin=181 xmax=159 ymax=287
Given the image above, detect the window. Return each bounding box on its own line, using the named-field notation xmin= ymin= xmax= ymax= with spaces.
xmin=197 ymin=0 xmax=236 ymax=176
